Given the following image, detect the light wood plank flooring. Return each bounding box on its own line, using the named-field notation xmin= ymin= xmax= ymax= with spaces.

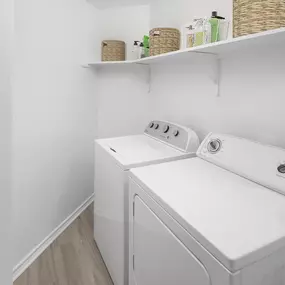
xmin=14 ymin=204 xmax=113 ymax=285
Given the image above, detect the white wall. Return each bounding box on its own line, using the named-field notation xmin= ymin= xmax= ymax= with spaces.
xmin=89 ymin=0 xmax=152 ymax=10
xmin=96 ymin=65 xmax=152 ymax=138
xmin=149 ymin=48 xmax=285 ymax=148
xmin=96 ymin=5 xmax=152 ymax=138
xmin=12 ymin=1 xmax=150 ymax=274
xmin=147 ymin=0 xmax=285 ymax=148
xmin=12 ymin=0 xmax=99 ymax=269
xmin=0 ymin=0 xmax=13 ymax=282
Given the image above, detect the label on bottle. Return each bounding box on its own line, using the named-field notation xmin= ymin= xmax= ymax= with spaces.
xmin=186 ymin=35 xmax=194 ymax=48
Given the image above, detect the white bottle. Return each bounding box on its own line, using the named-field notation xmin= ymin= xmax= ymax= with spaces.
xmin=131 ymin=41 xmax=140 ymax=60
xmin=139 ymin=42 xmax=145 ymax=58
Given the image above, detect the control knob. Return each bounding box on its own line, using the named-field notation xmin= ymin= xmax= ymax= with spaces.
xmin=163 ymin=125 xmax=170 ymax=133
xmin=173 ymin=130 xmax=179 ymax=137
xmin=154 ymin=124 xmax=159 ymax=130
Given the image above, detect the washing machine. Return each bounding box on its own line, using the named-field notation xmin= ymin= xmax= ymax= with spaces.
xmin=94 ymin=120 xmax=200 ymax=285
xmin=129 ymin=133 xmax=285 ymax=285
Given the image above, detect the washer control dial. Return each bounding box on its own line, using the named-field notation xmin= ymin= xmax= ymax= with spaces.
xmin=163 ymin=125 xmax=170 ymax=133
xmin=278 ymin=164 xmax=285 ymax=174
xmin=207 ymin=139 xmax=222 ymax=154
xmin=173 ymin=130 xmax=179 ymax=137
xmin=154 ymin=123 xmax=159 ymax=130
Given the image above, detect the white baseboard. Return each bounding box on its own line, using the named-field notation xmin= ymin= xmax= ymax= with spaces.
xmin=13 ymin=194 xmax=94 ymax=282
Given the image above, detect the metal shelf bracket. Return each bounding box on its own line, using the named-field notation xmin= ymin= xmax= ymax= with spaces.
xmin=147 ymin=65 xmax=152 ymax=93
xmin=204 ymin=53 xmax=221 ymax=97
xmin=214 ymin=57 xmax=221 ymax=97
xmin=135 ymin=62 xmax=152 ymax=93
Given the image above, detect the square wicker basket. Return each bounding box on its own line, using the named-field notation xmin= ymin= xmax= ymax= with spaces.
xmin=101 ymin=40 xmax=126 ymax=62
xmin=233 ymin=0 xmax=285 ymax=37
xmin=149 ymin=28 xmax=180 ymax=56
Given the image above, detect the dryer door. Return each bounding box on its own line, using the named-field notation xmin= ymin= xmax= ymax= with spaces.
xmin=133 ymin=196 xmax=211 ymax=285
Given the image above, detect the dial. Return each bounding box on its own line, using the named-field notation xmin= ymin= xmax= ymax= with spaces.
xmin=173 ymin=130 xmax=179 ymax=137
xmin=154 ymin=124 xmax=159 ymax=130
xmin=149 ymin=122 xmax=154 ymax=128
xmin=207 ymin=139 xmax=222 ymax=154
xmin=278 ymin=164 xmax=285 ymax=174
xmin=163 ymin=125 xmax=170 ymax=133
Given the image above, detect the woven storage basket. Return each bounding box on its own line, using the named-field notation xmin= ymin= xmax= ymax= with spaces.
xmin=233 ymin=0 xmax=285 ymax=37
xmin=101 ymin=40 xmax=126 ymax=61
xmin=149 ymin=28 xmax=180 ymax=56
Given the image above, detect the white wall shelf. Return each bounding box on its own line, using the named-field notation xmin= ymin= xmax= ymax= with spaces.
xmin=86 ymin=27 xmax=285 ymax=68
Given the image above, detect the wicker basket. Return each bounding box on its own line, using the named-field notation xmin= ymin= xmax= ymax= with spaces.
xmin=101 ymin=40 xmax=126 ymax=62
xmin=233 ymin=0 xmax=285 ymax=37
xmin=149 ymin=28 xmax=180 ymax=56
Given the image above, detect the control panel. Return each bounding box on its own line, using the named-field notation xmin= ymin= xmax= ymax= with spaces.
xmin=197 ymin=133 xmax=285 ymax=196
xmin=144 ymin=120 xmax=199 ymax=153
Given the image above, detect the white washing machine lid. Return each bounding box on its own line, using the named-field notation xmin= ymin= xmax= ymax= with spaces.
xmin=130 ymin=157 xmax=285 ymax=273
xmin=96 ymin=135 xmax=195 ymax=170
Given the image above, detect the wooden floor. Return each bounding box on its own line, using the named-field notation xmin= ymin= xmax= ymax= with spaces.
xmin=14 ymin=204 xmax=113 ymax=285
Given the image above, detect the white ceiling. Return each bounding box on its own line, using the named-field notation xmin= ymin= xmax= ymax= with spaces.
xmin=88 ymin=0 xmax=154 ymax=9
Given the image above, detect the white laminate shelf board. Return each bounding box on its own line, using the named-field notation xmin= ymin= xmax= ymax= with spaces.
xmin=86 ymin=27 xmax=285 ymax=68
